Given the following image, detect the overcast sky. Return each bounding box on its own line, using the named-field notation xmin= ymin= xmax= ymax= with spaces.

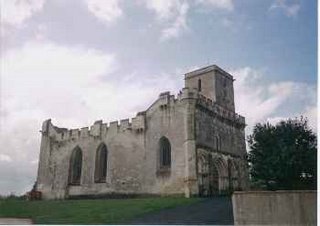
xmin=0 ymin=0 xmax=317 ymax=195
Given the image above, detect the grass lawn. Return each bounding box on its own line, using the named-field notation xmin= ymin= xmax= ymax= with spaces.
xmin=0 ymin=197 xmax=201 ymax=224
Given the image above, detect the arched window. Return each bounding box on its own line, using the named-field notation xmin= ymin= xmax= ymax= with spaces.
xmin=94 ymin=143 xmax=108 ymax=183
xmin=69 ymin=146 xmax=82 ymax=185
xmin=198 ymin=79 xmax=202 ymax=92
xmin=159 ymin=136 xmax=171 ymax=168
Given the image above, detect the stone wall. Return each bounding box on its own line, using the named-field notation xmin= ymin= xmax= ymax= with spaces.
xmin=195 ymin=100 xmax=246 ymax=157
xmin=37 ymin=117 xmax=147 ymax=199
xmin=142 ymin=90 xmax=193 ymax=196
xmin=36 ymin=65 xmax=248 ymax=199
xmin=232 ymin=191 xmax=317 ymax=225
xmin=36 ymin=88 xmax=200 ymax=199
xmin=184 ymin=65 xmax=235 ymax=111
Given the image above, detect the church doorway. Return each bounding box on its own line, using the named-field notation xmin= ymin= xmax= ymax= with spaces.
xmin=209 ymin=160 xmax=219 ymax=195
xmin=197 ymin=151 xmax=221 ymax=197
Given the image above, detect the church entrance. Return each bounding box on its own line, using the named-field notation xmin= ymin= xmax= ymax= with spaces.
xmin=197 ymin=151 xmax=220 ymax=197
xmin=209 ymin=161 xmax=219 ymax=195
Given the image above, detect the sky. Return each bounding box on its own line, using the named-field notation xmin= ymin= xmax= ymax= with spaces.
xmin=0 ymin=0 xmax=317 ymax=195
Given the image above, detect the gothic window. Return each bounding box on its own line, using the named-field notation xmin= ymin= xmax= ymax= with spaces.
xmin=159 ymin=136 xmax=171 ymax=168
xmin=198 ymin=79 xmax=202 ymax=92
xmin=69 ymin=146 xmax=82 ymax=185
xmin=94 ymin=143 xmax=108 ymax=183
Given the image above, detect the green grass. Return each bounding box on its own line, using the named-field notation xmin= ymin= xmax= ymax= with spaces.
xmin=0 ymin=197 xmax=201 ymax=224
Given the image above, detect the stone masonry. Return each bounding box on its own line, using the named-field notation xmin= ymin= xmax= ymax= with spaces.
xmin=36 ymin=65 xmax=249 ymax=199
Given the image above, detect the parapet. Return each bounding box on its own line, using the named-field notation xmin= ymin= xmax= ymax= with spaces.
xmin=90 ymin=120 xmax=102 ymax=137
xmin=196 ymin=95 xmax=245 ymax=127
xmin=41 ymin=112 xmax=147 ymax=142
xmin=185 ymin=64 xmax=234 ymax=80
xmin=178 ymin=87 xmax=199 ymax=100
xmin=120 ymin=119 xmax=130 ymax=131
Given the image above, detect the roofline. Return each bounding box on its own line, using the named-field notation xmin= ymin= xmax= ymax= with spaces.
xmin=184 ymin=64 xmax=234 ymax=80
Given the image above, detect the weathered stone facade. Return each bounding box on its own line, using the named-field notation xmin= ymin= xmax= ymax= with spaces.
xmin=36 ymin=65 xmax=249 ymax=199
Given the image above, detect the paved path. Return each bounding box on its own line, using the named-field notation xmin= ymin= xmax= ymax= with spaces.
xmin=0 ymin=218 xmax=33 ymax=225
xmin=129 ymin=196 xmax=234 ymax=225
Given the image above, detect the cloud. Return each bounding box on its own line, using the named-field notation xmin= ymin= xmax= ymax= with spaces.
xmin=269 ymin=0 xmax=300 ymax=17
xmin=0 ymin=154 xmax=12 ymax=162
xmin=143 ymin=0 xmax=236 ymax=41
xmin=230 ymin=67 xmax=317 ymax=134
xmin=266 ymin=105 xmax=318 ymax=132
xmin=196 ymin=0 xmax=234 ymax=11
xmin=143 ymin=0 xmax=190 ymax=41
xmin=0 ymin=0 xmax=45 ymax=26
xmin=0 ymin=39 xmax=182 ymax=195
xmin=302 ymin=106 xmax=317 ymax=132
xmin=0 ymin=40 xmax=116 ymax=195
xmin=145 ymin=0 xmax=181 ymax=20
xmin=85 ymin=0 xmax=123 ymax=24
xmin=222 ymin=18 xmax=233 ymax=27
xmin=0 ymin=0 xmax=46 ymax=36
xmin=160 ymin=2 xmax=189 ymax=41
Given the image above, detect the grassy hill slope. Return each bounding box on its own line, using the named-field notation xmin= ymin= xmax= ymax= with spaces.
xmin=0 ymin=197 xmax=200 ymax=224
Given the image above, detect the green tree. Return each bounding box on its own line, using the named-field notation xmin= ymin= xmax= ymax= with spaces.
xmin=248 ymin=117 xmax=317 ymax=190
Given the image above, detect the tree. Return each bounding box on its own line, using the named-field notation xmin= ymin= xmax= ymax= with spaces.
xmin=248 ymin=117 xmax=317 ymax=190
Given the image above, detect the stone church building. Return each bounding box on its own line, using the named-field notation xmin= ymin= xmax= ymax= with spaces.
xmin=36 ymin=65 xmax=249 ymax=199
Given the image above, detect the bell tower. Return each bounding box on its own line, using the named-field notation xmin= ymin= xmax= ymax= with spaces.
xmin=184 ymin=65 xmax=235 ymax=111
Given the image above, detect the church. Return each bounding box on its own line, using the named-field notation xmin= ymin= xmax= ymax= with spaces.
xmin=36 ymin=65 xmax=249 ymax=199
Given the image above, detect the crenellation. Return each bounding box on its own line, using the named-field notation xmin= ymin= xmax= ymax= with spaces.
xmin=137 ymin=111 xmax=146 ymax=116
xmin=101 ymin=123 xmax=108 ymax=136
xmin=90 ymin=121 xmax=102 ymax=137
xmin=64 ymin=130 xmax=70 ymax=140
xmin=180 ymin=87 xmax=198 ymax=100
xmin=159 ymin=91 xmax=170 ymax=97
xmin=94 ymin=120 xmax=103 ymax=125
xmin=158 ymin=91 xmax=171 ymax=107
xmin=49 ymin=116 xmax=150 ymax=141
xmin=169 ymin=94 xmax=175 ymax=103
xmin=109 ymin=121 xmax=119 ymax=134
xmin=196 ymin=95 xmax=245 ymax=127
xmin=80 ymin=127 xmax=89 ymax=138
xmin=235 ymin=114 xmax=245 ymax=126
xmin=70 ymin=129 xmax=80 ymax=139
xmin=41 ymin=119 xmax=51 ymax=135
xmin=49 ymin=116 xmax=151 ymax=142
xmin=36 ymin=64 xmax=248 ymax=200
xmin=132 ymin=114 xmax=145 ymax=131
xmin=120 ymin=119 xmax=131 ymax=131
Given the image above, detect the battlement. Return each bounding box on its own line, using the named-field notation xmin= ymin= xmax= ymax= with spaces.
xmin=196 ymin=94 xmax=245 ymax=126
xmin=148 ymin=87 xmax=244 ymax=127
xmin=185 ymin=64 xmax=233 ymax=80
xmin=40 ymin=82 xmax=245 ymax=142
xmin=178 ymin=87 xmax=199 ymax=100
xmin=156 ymin=87 xmax=199 ymax=103
xmin=42 ymin=112 xmax=146 ymax=142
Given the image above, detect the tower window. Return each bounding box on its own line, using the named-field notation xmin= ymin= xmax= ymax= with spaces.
xmin=198 ymin=79 xmax=202 ymax=92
